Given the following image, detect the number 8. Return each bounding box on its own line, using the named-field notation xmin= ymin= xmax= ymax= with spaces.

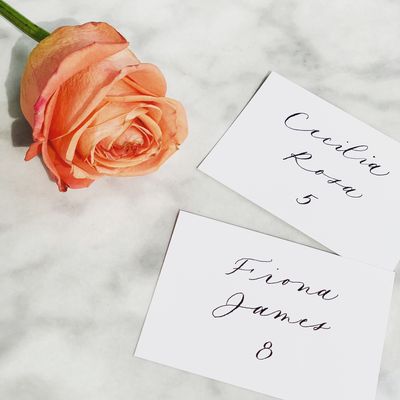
xmin=256 ymin=341 xmax=273 ymax=360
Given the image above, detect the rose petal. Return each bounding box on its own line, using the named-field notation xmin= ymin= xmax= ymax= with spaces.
xmin=124 ymin=63 xmax=167 ymax=97
xmin=20 ymin=22 xmax=134 ymax=138
xmin=49 ymin=60 xmax=150 ymax=141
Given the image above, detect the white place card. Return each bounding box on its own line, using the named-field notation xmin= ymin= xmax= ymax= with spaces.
xmin=198 ymin=72 xmax=400 ymax=270
xmin=135 ymin=211 xmax=394 ymax=400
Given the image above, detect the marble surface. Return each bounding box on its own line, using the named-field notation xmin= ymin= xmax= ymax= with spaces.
xmin=0 ymin=0 xmax=399 ymax=399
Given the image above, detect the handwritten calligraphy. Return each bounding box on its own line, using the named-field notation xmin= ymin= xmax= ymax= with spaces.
xmin=284 ymin=112 xmax=390 ymax=177
xmin=282 ymin=112 xmax=390 ymax=204
xmin=211 ymin=257 xmax=338 ymax=360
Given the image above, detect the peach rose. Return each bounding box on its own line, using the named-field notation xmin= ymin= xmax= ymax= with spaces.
xmin=21 ymin=22 xmax=188 ymax=191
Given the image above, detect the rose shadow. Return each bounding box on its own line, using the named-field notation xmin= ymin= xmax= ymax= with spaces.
xmin=6 ymin=33 xmax=32 ymax=147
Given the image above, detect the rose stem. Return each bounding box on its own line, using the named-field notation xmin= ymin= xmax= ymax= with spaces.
xmin=0 ymin=0 xmax=49 ymax=42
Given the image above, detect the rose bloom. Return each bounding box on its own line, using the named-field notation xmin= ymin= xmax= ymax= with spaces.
xmin=21 ymin=22 xmax=188 ymax=191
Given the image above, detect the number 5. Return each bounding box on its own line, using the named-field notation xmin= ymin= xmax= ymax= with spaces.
xmin=296 ymin=194 xmax=318 ymax=205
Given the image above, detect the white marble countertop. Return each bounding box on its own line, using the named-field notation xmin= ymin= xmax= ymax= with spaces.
xmin=1 ymin=1 xmax=399 ymax=399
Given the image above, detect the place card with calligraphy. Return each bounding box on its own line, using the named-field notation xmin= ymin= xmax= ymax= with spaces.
xmin=135 ymin=211 xmax=394 ymax=400
xmin=198 ymin=72 xmax=400 ymax=270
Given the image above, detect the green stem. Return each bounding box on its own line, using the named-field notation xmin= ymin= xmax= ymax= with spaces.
xmin=0 ymin=0 xmax=49 ymax=42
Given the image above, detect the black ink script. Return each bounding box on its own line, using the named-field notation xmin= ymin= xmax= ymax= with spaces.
xmin=226 ymin=257 xmax=339 ymax=301
xmin=284 ymin=112 xmax=390 ymax=177
xmin=256 ymin=341 xmax=273 ymax=360
xmin=212 ymin=292 xmax=331 ymax=331
xmin=296 ymin=194 xmax=318 ymax=205
xmin=283 ymin=151 xmax=363 ymax=198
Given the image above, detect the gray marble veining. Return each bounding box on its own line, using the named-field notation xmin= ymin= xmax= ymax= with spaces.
xmin=0 ymin=0 xmax=399 ymax=399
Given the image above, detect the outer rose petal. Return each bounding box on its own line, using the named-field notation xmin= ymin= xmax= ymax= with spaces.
xmin=47 ymin=145 xmax=94 ymax=190
xmin=157 ymin=98 xmax=188 ymax=144
xmin=20 ymin=22 xmax=135 ymax=137
xmin=125 ymin=63 xmax=167 ymax=97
